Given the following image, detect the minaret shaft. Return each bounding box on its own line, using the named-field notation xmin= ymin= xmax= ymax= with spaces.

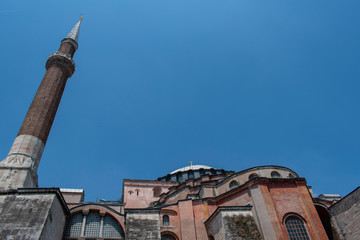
xmin=17 ymin=61 xmax=69 ymax=144
xmin=0 ymin=20 xmax=81 ymax=190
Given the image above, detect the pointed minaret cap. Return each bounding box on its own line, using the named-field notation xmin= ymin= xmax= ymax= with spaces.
xmin=62 ymin=16 xmax=82 ymax=50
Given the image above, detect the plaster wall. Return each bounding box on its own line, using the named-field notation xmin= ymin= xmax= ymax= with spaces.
xmin=249 ymin=184 xmax=277 ymax=240
xmin=160 ymin=206 xmax=181 ymax=239
xmin=216 ymin=168 xmax=296 ymax=196
xmin=124 ymin=181 xmax=175 ymax=208
xmin=193 ymin=202 xmax=211 ymax=240
xmin=178 ymin=200 xmax=196 ymax=240
xmin=61 ymin=192 xmax=83 ymax=204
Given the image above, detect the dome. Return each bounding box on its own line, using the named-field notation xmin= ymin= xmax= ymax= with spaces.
xmin=170 ymin=165 xmax=213 ymax=174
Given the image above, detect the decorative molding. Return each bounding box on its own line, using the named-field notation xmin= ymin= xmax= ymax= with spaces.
xmin=46 ymin=51 xmax=75 ymax=77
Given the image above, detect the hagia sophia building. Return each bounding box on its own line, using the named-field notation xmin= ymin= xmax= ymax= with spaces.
xmin=0 ymin=18 xmax=359 ymax=240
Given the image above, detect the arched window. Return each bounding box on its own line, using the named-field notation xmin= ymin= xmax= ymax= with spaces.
xmin=102 ymin=214 xmax=124 ymax=238
xmin=64 ymin=213 xmax=82 ymax=237
xmin=161 ymin=234 xmax=176 ymax=240
xmin=153 ymin=186 xmax=162 ymax=197
xmin=249 ymin=173 xmax=259 ymax=180
xmin=84 ymin=212 xmax=101 ymax=237
xmin=163 ymin=215 xmax=170 ymax=226
xmin=63 ymin=211 xmax=125 ymax=239
xmin=271 ymin=171 xmax=281 ymax=178
xmin=289 ymin=173 xmax=295 ymax=178
xmin=229 ymin=180 xmax=239 ymax=189
xmin=285 ymin=215 xmax=310 ymax=240
xmin=188 ymin=171 xmax=194 ymax=179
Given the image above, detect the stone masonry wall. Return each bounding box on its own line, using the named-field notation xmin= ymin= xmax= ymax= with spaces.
xmin=224 ymin=215 xmax=261 ymax=240
xmin=126 ymin=212 xmax=160 ymax=240
xmin=0 ymin=191 xmax=67 ymax=240
xmin=329 ymin=187 xmax=360 ymax=240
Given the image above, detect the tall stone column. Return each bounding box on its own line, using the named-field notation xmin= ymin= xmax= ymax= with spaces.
xmin=0 ymin=17 xmax=82 ymax=190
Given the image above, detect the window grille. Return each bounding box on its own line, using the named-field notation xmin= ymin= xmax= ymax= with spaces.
xmin=163 ymin=215 xmax=170 ymax=226
xmin=64 ymin=213 xmax=83 ymax=237
xmin=84 ymin=212 xmax=101 ymax=237
xmin=102 ymin=215 xmax=124 ymax=238
xmin=285 ymin=216 xmax=310 ymax=240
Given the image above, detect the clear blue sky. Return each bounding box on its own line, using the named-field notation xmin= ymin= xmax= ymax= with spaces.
xmin=0 ymin=0 xmax=359 ymax=201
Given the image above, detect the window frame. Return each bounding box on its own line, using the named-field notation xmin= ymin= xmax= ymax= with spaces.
xmin=64 ymin=211 xmax=124 ymax=239
xmin=284 ymin=214 xmax=310 ymax=240
xmin=162 ymin=215 xmax=170 ymax=226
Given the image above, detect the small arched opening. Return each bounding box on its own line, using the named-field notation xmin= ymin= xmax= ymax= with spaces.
xmin=229 ymin=180 xmax=239 ymax=189
xmin=249 ymin=173 xmax=259 ymax=180
xmin=314 ymin=203 xmax=333 ymax=240
xmin=271 ymin=171 xmax=281 ymax=178
xmin=161 ymin=231 xmax=178 ymax=240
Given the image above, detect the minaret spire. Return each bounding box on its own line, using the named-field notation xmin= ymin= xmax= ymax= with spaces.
xmin=0 ymin=18 xmax=82 ymax=190
xmin=62 ymin=16 xmax=82 ymax=50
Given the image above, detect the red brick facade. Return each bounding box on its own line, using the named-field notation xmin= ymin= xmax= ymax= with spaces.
xmin=17 ymin=42 xmax=76 ymax=144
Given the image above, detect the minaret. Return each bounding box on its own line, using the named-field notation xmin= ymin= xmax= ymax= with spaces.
xmin=0 ymin=17 xmax=82 ymax=190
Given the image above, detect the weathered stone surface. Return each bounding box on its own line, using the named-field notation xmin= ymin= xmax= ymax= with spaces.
xmin=224 ymin=215 xmax=261 ymax=240
xmin=205 ymin=206 xmax=261 ymax=240
xmin=329 ymin=187 xmax=360 ymax=240
xmin=126 ymin=211 xmax=160 ymax=240
xmin=0 ymin=135 xmax=45 ymax=190
xmin=0 ymin=189 xmax=69 ymax=240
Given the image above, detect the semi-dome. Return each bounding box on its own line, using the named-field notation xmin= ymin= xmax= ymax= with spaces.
xmin=170 ymin=165 xmax=213 ymax=174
